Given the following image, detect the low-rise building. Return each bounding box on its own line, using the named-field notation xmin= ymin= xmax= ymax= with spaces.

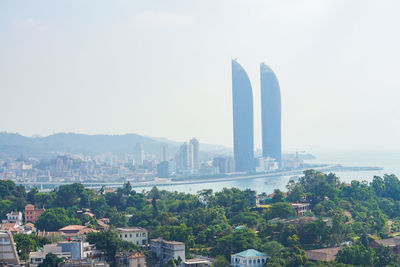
xmin=60 ymin=259 xmax=109 ymax=267
xmin=306 ymin=247 xmax=342 ymax=262
xmin=369 ymin=236 xmax=400 ymax=255
xmin=25 ymin=204 xmax=45 ymax=223
xmin=115 ymin=251 xmax=146 ymax=267
xmin=58 ymin=225 xmax=97 ymax=240
xmin=183 ymin=258 xmax=211 ymax=267
xmin=150 ymin=238 xmax=185 ymax=264
xmin=2 ymin=212 xmax=23 ymax=225
xmin=0 ymin=230 xmax=20 ymax=266
xmin=231 ymin=249 xmax=268 ymax=267
xmin=117 ymin=227 xmax=148 ymax=246
xmin=29 ymin=244 xmax=71 ymax=267
xmin=0 ymin=223 xmax=21 ymax=233
xmin=57 ymin=241 xmax=96 ymax=259
xmin=290 ymin=203 xmax=311 ymax=217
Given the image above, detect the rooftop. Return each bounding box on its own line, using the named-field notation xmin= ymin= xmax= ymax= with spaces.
xmin=184 ymin=258 xmax=211 ymax=264
xmin=372 ymin=236 xmax=400 ymax=247
xmin=306 ymin=247 xmax=342 ymax=262
xmin=117 ymin=227 xmax=147 ymax=232
xmin=234 ymin=249 xmax=267 ymax=258
xmin=150 ymin=238 xmax=185 ymax=245
xmin=59 ymin=225 xmax=86 ymax=231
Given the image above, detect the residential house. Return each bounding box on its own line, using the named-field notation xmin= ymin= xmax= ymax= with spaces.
xmin=369 ymin=236 xmax=400 ymax=255
xmin=117 ymin=227 xmax=148 ymax=246
xmin=306 ymin=247 xmax=343 ymax=262
xmin=290 ymin=203 xmax=311 ymax=217
xmin=58 ymin=225 xmax=97 ymax=240
xmin=2 ymin=212 xmax=23 ymax=225
xmin=25 ymin=204 xmax=45 ymax=223
xmin=115 ymin=251 xmax=146 ymax=267
xmin=231 ymin=249 xmax=269 ymax=267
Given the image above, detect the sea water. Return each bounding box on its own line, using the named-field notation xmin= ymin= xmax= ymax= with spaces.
xmin=136 ymin=150 xmax=400 ymax=195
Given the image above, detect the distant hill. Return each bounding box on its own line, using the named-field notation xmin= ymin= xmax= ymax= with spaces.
xmin=0 ymin=132 xmax=231 ymax=159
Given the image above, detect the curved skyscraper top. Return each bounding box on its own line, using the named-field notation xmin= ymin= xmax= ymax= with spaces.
xmin=260 ymin=63 xmax=281 ymax=166
xmin=232 ymin=60 xmax=254 ymax=172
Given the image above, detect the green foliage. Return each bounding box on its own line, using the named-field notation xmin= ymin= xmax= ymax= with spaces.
xmin=266 ymin=202 xmax=296 ymax=219
xmin=86 ymin=231 xmax=139 ymax=261
xmin=213 ymin=255 xmax=229 ymax=267
xmin=109 ymin=211 xmax=128 ymax=227
xmin=230 ymin=212 xmax=261 ymax=228
xmin=54 ymin=183 xmax=86 ymax=208
xmin=13 ymin=234 xmax=50 ymax=261
xmin=336 ymin=244 xmax=375 ymax=266
xmin=35 ymin=208 xmax=81 ymax=231
xmin=212 ymin=228 xmax=261 ymax=259
xmin=38 ymin=253 xmax=63 ymax=267
xmin=271 ymin=189 xmax=285 ymax=203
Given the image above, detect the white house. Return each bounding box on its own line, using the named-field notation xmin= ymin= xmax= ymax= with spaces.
xmin=231 ymin=249 xmax=269 ymax=267
xmin=117 ymin=227 xmax=148 ymax=246
xmin=2 ymin=212 xmax=23 ymax=225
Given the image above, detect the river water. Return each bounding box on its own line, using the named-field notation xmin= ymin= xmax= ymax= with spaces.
xmin=135 ymin=150 xmax=400 ymax=195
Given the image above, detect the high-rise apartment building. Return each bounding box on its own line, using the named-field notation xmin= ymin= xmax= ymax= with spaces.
xmin=260 ymin=63 xmax=282 ymax=166
xmin=178 ymin=142 xmax=189 ymax=171
xmin=160 ymin=144 xmax=167 ymax=162
xmin=134 ymin=143 xmax=145 ymax=166
xmin=189 ymin=138 xmax=200 ymax=170
xmin=232 ymin=60 xmax=255 ymax=172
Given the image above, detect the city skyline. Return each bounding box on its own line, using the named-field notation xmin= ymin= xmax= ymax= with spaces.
xmin=1 ymin=0 xmax=400 ymax=152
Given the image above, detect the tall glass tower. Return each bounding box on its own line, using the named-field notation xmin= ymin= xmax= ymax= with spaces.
xmin=232 ymin=60 xmax=254 ymax=172
xmin=260 ymin=63 xmax=281 ymax=166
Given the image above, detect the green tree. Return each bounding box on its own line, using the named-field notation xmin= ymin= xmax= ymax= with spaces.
xmin=271 ymin=189 xmax=285 ymax=203
xmin=336 ymin=244 xmax=375 ymax=266
xmin=267 ymin=202 xmax=296 ymax=219
xmin=35 ymin=208 xmax=81 ymax=231
xmin=374 ymin=244 xmax=398 ymax=266
xmin=38 ymin=253 xmax=63 ymax=267
xmin=86 ymin=231 xmax=138 ymax=261
xmin=13 ymin=234 xmax=38 ymax=260
xmin=213 ymin=255 xmax=229 ymax=267
xmin=110 ymin=211 xmax=128 ymax=227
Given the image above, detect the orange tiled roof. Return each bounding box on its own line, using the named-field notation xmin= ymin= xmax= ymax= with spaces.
xmin=59 ymin=225 xmax=86 ymax=231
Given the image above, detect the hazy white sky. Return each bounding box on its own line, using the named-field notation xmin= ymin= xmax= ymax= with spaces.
xmin=1 ymin=0 xmax=400 ymax=152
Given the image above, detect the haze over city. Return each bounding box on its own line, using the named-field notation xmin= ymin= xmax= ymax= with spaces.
xmin=1 ymin=0 xmax=400 ymax=152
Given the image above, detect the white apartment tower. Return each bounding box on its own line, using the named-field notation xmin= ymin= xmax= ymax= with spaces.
xmin=134 ymin=143 xmax=145 ymax=166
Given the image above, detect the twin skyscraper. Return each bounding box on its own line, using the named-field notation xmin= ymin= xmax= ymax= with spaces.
xmin=232 ymin=60 xmax=281 ymax=172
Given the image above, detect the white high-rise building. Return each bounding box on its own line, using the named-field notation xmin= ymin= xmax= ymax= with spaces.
xmin=188 ymin=143 xmax=194 ymax=170
xmin=178 ymin=143 xmax=189 ymax=171
xmin=190 ymin=138 xmax=200 ymax=170
xmin=134 ymin=143 xmax=145 ymax=166
xmin=160 ymin=144 xmax=167 ymax=162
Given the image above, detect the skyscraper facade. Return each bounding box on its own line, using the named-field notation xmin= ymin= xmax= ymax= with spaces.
xmin=134 ymin=143 xmax=145 ymax=166
xmin=178 ymin=142 xmax=189 ymax=171
xmin=260 ymin=63 xmax=282 ymax=166
xmin=232 ymin=60 xmax=255 ymax=172
xmin=160 ymin=144 xmax=167 ymax=162
xmin=189 ymin=138 xmax=200 ymax=170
